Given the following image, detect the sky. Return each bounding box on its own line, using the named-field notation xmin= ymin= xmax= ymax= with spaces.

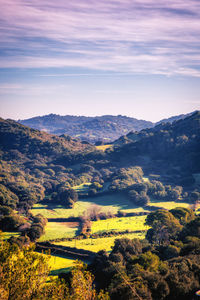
xmin=0 ymin=0 xmax=200 ymax=122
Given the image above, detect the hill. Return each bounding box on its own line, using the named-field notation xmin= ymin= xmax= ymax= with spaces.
xmin=111 ymin=111 xmax=200 ymax=182
xmin=0 ymin=117 xmax=96 ymax=210
xmin=0 ymin=111 xmax=199 ymax=214
xmin=155 ymin=111 xmax=196 ymax=125
xmin=18 ymin=114 xmax=154 ymax=143
xmin=18 ymin=112 xmax=195 ymax=144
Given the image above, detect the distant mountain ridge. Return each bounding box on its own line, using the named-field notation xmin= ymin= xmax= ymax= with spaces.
xmin=18 ymin=114 xmax=154 ymax=143
xmin=18 ymin=112 xmax=195 ymax=143
xmin=155 ymin=111 xmax=197 ymax=125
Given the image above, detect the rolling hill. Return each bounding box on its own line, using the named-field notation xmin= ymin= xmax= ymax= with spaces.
xmin=18 ymin=114 xmax=154 ymax=143
xmin=18 ymin=112 xmax=195 ymax=143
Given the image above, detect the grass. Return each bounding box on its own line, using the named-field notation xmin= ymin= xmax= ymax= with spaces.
xmin=148 ymin=200 xmax=190 ymax=210
xmin=39 ymin=222 xmax=78 ymax=242
xmin=72 ymin=183 xmax=92 ymax=192
xmin=143 ymin=177 xmax=150 ymax=183
xmin=96 ymin=144 xmax=112 ymax=151
xmin=1 ymin=232 xmax=20 ymax=240
xmin=54 ymin=232 xmax=146 ymax=253
xmin=31 ymin=202 xmax=94 ymax=219
xmin=31 ymin=193 xmax=146 ymax=220
xmin=81 ymin=193 xmax=148 ymax=214
xmin=41 ymin=253 xmax=75 ymax=275
xmin=91 ymin=215 xmax=149 ymax=234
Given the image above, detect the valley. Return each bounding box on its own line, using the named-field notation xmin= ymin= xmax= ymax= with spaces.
xmin=0 ymin=111 xmax=200 ymax=299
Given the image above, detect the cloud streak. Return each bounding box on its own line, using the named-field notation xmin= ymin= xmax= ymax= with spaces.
xmin=0 ymin=0 xmax=200 ymax=76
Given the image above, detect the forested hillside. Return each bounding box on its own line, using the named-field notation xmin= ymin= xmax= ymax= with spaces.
xmin=1 ymin=112 xmax=200 ymax=220
xmin=19 ymin=114 xmax=154 ymax=143
xmin=18 ymin=112 xmax=194 ymax=143
xmin=112 ymin=111 xmax=200 ymax=176
xmin=0 ymin=112 xmax=200 ymax=299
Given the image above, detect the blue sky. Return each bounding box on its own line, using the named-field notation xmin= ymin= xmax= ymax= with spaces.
xmin=0 ymin=0 xmax=200 ymax=122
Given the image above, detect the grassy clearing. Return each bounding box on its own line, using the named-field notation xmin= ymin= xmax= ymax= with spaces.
xmin=96 ymin=144 xmax=112 ymax=151
xmin=39 ymin=222 xmax=78 ymax=242
xmin=91 ymin=215 xmax=149 ymax=234
xmin=1 ymin=232 xmax=20 ymax=240
xmin=148 ymin=200 xmax=190 ymax=210
xmin=41 ymin=253 xmax=75 ymax=275
xmin=143 ymin=177 xmax=150 ymax=183
xmin=31 ymin=193 xmax=146 ymax=220
xmin=72 ymin=183 xmax=92 ymax=192
xmin=81 ymin=193 xmax=147 ymax=214
xmin=54 ymin=232 xmax=146 ymax=253
xmin=31 ymin=202 xmax=93 ymax=219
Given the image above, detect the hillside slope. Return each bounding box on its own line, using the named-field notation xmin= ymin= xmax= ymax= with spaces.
xmin=111 ymin=111 xmax=200 ymax=179
xmin=18 ymin=112 xmax=195 ymax=143
xmin=18 ymin=114 xmax=154 ymax=143
xmin=0 ymin=112 xmax=199 ymax=212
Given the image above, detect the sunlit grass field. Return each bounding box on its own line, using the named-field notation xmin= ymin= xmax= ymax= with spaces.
xmin=96 ymin=144 xmax=112 ymax=151
xmin=54 ymin=232 xmax=146 ymax=253
xmin=81 ymin=193 xmax=145 ymax=214
xmin=31 ymin=193 xmax=145 ymax=219
xmin=31 ymin=202 xmax=93 ymax=219
xmin=41 ymin=253 xmax=75 ymax=275
xmin=39 ymin=222 xmax=78 ymax=242
xmin=2 ymin=232 xmax=20 ymax=240
xmin=72 ymin=182 xmax=92 ymax=192
xmin=148 ymin=200 xmax=190 ymax=210
xmin=91 ymin=215 xmax=149 ymax=234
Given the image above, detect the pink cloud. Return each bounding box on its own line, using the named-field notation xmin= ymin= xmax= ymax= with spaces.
xmin=0 ymin=0 xmax=200 ymax=76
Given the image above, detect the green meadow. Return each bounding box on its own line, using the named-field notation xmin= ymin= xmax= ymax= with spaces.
xmin=39 ymin=221 xmax=79 ymax=242
xmin=72 ymin=182 xmax=92 ymax=192
xmin=54 ymin=232 xmax=146 ymax=253
xmin=95 ymin=144 xmax=113 ymax=151
xmin=29 ymin=192 xmax=193 ymax=275
xmin=2 ymin=232 xmax=20 ymax=240
xmin=31 ymin=193 xmax=145 ymax=219
xmin=148 ymin=200 xmax=191 ymax=210
xmin=91 ymin=215 xmax=149 ymax=234
xmin=81 ymin=193 xmax=145 ymax=214
xmin=31 ymin=202 xmax=93 ymax=219
xmin=41 ymin=253 xmax=75 ymax=275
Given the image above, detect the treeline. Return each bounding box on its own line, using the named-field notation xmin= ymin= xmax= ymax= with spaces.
xmin=127 ymin=180 xmax=200 ymax=207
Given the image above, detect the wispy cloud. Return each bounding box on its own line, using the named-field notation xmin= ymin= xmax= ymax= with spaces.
xmin=0 ymin=0 xmax=200 ymax=76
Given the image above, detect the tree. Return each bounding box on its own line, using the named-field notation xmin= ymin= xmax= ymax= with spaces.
xmin=170 ymin=207 xmax=195 ymax=225
xmin=0 ymin=215 xmax=24 ymax=232
xmin=180 ymin=215 xmax=200 ymax=240
xmin=110 ymin=238 xmax=142 ymax=263
xmin=190 ymin=191 xmax=200 ymax=203
xmin=69 ymin=261 xmax=110 ymax=300
xmin=133 ymin=251 xmax=161 ymax=272
xmin=0 ymin=242 xmax=49 ymax=300
xmin=56 ymin=188 xmax=78 ymax=208
xmin=145 ymin=210 xmax=182 ymax=244
xmin=0 ymin=184 xmax=19 ymax=208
